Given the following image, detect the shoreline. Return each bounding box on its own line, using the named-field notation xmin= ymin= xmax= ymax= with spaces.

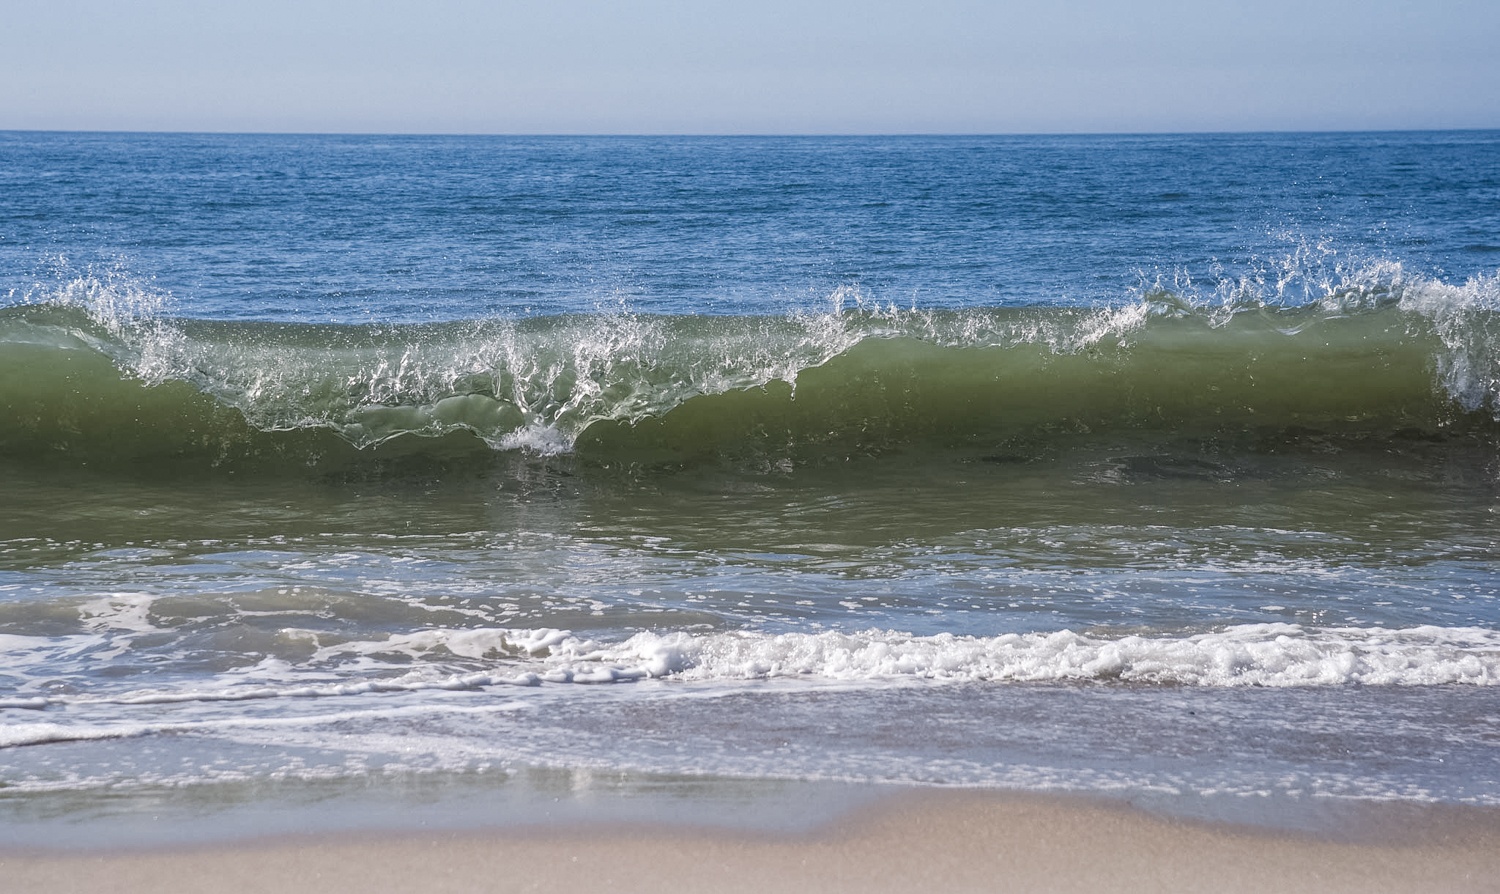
xmin=6 ymin=788 xmax=1499 ymax=894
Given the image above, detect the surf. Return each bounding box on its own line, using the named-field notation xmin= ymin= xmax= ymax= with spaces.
xmin=2 ymin=264 xmax=1499 ymax=474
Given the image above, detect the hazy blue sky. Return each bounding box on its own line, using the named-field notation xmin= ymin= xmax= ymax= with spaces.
xmin=5 ymin=0 xmax=1498 ymax=133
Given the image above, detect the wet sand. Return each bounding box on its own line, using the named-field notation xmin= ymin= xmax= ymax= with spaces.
xmin=6 ymin=789 xmax=1499 ymax=894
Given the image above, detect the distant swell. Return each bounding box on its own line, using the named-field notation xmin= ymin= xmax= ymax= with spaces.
xmin=2 ymin=264 xmax=1499 ymax=472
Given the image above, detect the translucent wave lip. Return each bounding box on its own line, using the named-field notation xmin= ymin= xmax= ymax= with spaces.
xmin=6 ymin=267 xmax=1500 ymax=470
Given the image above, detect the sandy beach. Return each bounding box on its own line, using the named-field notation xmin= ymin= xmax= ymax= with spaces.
xmin=6 ymin=789 xmax=1499 ymax=894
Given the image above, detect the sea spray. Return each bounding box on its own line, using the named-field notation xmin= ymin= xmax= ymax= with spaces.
xmin=4 ymin=263 xmax=1499 ymax=470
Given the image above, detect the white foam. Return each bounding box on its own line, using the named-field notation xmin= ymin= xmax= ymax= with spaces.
xmin=581 ymin=624 xmax=1500 ymax=686
xmin=1396 ymin=268 xmax=1500 ymax=416
xmin=278 ymin=622 xmax=1500 ymax=689
xmin=0 ymin=721 xmax=147 ymax=748
xmin=4 ymin=614 xmax=1497 ymax=717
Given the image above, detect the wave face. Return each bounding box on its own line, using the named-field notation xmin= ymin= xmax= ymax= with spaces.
xmin=4 ymin=264 xmax=1499 ymax=472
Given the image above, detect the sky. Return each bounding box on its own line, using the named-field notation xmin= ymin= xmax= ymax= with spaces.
xmin=4 ymin=0 xmax=1499 ymax=134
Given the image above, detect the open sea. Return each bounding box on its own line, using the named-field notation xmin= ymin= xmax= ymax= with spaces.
xmin=1 ymin=131 xmax=1499 ymax=841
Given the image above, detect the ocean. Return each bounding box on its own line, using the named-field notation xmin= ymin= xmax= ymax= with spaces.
xmin=1 ymin=130 xmax=1498 ymax=842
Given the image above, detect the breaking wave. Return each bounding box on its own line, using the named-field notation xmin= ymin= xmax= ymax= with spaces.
xmin=3 ymin=623 xmax=1496 ymax=724
xmin=2 ymin=262 xmax=1499 ymax=472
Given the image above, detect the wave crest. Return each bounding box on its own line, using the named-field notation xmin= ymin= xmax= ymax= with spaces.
xmin=3 ymin=261 xmax=1499 ymax=469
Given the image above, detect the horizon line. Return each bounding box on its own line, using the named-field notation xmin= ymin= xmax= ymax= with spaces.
xmin=4 ymin=125 xmax=1499 ymax=140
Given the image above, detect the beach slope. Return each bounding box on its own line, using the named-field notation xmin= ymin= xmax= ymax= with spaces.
xmin=7 ymin=791 xmax=1499 ymax=894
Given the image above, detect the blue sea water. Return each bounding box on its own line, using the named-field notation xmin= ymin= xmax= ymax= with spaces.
xmin=1 ymin=131 xmax=1499 ymax=840
xmin=6 ymin=131 xmax=1500 ymax=322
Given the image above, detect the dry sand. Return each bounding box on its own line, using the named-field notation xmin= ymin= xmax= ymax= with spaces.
xmin=5 ymin=790 xmax=1499 ymax=894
